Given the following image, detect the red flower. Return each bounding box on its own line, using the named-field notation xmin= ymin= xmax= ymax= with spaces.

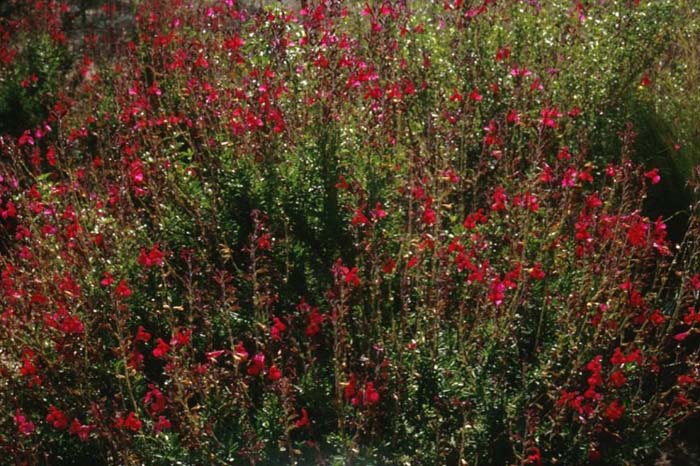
xmin=332 ymin=259 xmax=361 ymax=287
xmin=364 ymin=381 xmax=380 ymax=405
xmin=152 ymin=338 xmax=170 ymax=358
xmin=128 ymin=350 xmax=144 ymax=370
xmin=138 ymin=244 xmax=165 ymax=267
xmin=539 ymin=162 xmax=554 ymax=183
xmin=529 ymin=263 xmax=546 ymax=280
xmin=69 ymin=418 xmax=92 ymax=441
xmin=422 ymin=207 xmax=436 ymax=226
xmin=257 ymin=233 xmax=272 ymax=250
xmin=589 ymin=447 xmax=602 ymax=462
xmin=586 ymin=193 xmax=603 ymax=209
xmin=683 ymin=307 xmax=700 ymax=325
xmin=351 ymin=208 xmax=368 ymax=226
xmin=116 ymin=412 xmax=141 ymax=432
xmin=294 ymin=408 xmax=309 ymax=428
xmin=305 ymin=307 xmax=325 ymax=337
xmin=463 ymin=209 xmax=487 ymax=229
xmin=268 ymin=364 xmax=282 ymax=381
xmin=491 ymin=187 xmax=508 ymax=212
xmin=561 ymin=168 xmax=577 ymax=187
xmin=690 ymin=274 xmax=700 ymax=290
xmin=609 ymin=370 xmax=627 ymax=388
xmin=115 ymin=279 xmax=132 ymax=298
xmin=233 ymin=341 xmax=249 ymax=363
xmin=154 ymin=416 xmax=172 ymax=433
xmin=170 ymin=328 xmax=191 ymax=347
xmin=495 ymin=46 xmax=511 ymax=61
xmin=46 ymin=405 xmax=69 ymax=430
xmin=206 ymin=349 xmax=226 ymax=363
xmin=344 ymin=267 xmax=361 ymax=287
xmin=507 ymin=109 xmax=520 ymax=124
xmin=270 ymin=317 xmax=287 ymax=341
xmin=649 ymin=309 xmax=666 ymax=326
xmin=18 ymin=130 xmax=34 ymax=146
xmin=603 ymin=400 xmax=624 ymax=422
xmin=678 ymin=374 xmax=695 ymax=386
xmin=627 ymin=218 xmax=648 ymax=247
xmin=525 ymin=447 xmax=542 ymax=466
xmin=382 ymin=257 xmax=396 ymax=274
xmin=611 ymin=347 xmax=626 ymax=365
xmin=344 ymin=373 xmax=357 ymax=401
xmin=144 ymin=384 xmax=167 ymax=414
xmin=135 ymin=325 xmax=151 ymax=343
xmin=20 ymin=350 xmax=37 ymax=377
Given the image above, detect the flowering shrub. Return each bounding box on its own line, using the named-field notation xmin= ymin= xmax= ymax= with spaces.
xmin=0 ymin=0 xmax=699 ymax=464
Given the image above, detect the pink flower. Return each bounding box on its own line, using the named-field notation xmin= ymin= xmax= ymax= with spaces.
xmin=540 ymin=107 xmax=561 ymax=128
xmin=14 ymin=410 xmax=35 ymax=436
xmin=488 ymin=277 xmax=506 ymax=306
xmin=247 ymin=352 xmax=265 ymax=376
xmin=644 ymin=168 xmax=660 ymax=185
xmin=100 ymin=272 xmax=114 ymax=287
xmin=561 ymin=168 xmax=577 ymax=187
xmin=370 ymin=202 xmax=387 ymax=220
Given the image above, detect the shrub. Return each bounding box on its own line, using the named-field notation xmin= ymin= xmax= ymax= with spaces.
xmin=0 ymin=1 xmax=698 ymax=464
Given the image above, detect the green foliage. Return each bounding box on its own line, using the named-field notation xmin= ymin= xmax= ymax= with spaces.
xmin=0 ymin=32 xmax=69 ymax=135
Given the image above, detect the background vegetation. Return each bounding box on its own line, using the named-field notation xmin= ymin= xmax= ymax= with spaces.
xmin=0 ymin=0 xmax=699 ymax=464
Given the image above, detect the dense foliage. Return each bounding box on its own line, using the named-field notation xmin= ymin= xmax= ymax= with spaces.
xmin=0 ymin=0 xmax=699 ymax=464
